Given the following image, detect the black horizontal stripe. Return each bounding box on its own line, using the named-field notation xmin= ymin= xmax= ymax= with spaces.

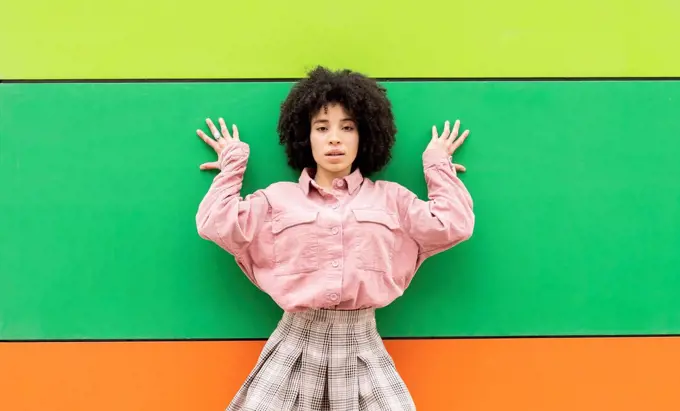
xmin=2 ymin=76 xmax=680 ymax=84
xmin=2 ymin=333 xmax=680 ymax=343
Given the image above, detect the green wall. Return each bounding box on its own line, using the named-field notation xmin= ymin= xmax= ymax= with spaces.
xmin=2 ymin=80 xmax=679 ymax=339
xmin=2 ymin=0 xmax=680 ymax=344
xmin=1 ymin=0 xmax=679 ymax=79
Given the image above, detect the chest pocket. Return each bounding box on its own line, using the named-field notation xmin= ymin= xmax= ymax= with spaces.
xmin=272 ymin=210 xmax=319 ymax=275
xmin=352 ymin=209 xmax=400 ymax=273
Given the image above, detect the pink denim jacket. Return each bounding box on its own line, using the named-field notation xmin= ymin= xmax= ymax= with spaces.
xmin=196 ymin=141 xmax=474 ymax=312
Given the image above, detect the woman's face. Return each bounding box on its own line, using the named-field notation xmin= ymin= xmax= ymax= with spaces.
xmin=309 ymin=103 xmax=359 ymax=179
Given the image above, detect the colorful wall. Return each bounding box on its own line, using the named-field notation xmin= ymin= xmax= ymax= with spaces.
xmin=2 ymin=1 xmax=680 ymax=410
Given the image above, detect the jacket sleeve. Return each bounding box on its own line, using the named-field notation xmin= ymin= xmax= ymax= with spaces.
xmin=397 ymin=148 xmax=475 ymax=258
xmin=195 ymin=141 xmax=270 ymax=281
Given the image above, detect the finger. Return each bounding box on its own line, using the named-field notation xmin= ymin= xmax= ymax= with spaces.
xmin=197 ymin=129 xmax=219 ymax=150
xmin=447 ymin=119 xmax=460 ymax=143
xmin=453 ymin=163 xmax=466 ymax=172
xmin=199 ymin=161 xmax=220 ymax=170
xmin=232 ymin=124 xmax=240 ymax=141
xmin=451 ymin=129 xmax=470 ymax=151
xmin=206 ymin=118 xmax=221 ymax=139
xmin=440 ymin=120 xmax=451 ymax=140
xmin=218 ymin=118 xmax=232 ymax=141
xmin=431 ymin=125 xmax=438 ymax=141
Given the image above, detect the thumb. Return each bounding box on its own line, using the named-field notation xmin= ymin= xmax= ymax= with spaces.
xmin=199 ymin=161 xmax=220 ymax=170
xmin=453 ymin=163 xmax=466 ymax=172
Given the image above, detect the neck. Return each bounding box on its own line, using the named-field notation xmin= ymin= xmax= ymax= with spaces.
xmin=314 ymin=167 xmax=350 ymax=190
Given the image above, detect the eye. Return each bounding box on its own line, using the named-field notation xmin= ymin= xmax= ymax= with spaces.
xmin=343 ymin=126 xmax=355 ymax=131
xmin=317 ymin=126 xmax=327 ymax=132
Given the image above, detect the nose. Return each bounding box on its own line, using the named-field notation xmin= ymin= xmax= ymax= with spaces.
xmin=329 ymin=131 xmax=340 ymax=144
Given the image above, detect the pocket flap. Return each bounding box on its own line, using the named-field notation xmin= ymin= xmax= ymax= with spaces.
xmin=352 ymin=209 xmax=400 ymax=230
xmin=272 ymin=210 xmax=318 ymax=234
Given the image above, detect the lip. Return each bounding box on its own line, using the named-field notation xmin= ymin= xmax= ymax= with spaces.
xmin=325 ymin=149 xmax=345 ymax=156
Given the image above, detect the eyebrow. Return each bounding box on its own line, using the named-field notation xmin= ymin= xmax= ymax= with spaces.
xmin=312 ymin=118 xmax=355 ymax=124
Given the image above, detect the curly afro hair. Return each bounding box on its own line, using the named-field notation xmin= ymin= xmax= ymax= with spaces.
xmin=277 ymin=66 xmax=397 ymax=177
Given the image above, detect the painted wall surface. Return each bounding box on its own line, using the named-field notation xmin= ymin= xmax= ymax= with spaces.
xmin=2 ymin=81 xmax=680 ymax=340
xmin=1 ymin=0 xmax=680 ymax=410
xmin=1 ymin=0 xmax=679 ymax=79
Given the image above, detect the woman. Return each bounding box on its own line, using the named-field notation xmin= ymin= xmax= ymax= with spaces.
xmin=195 ymin=66 xmax=474 ymax=410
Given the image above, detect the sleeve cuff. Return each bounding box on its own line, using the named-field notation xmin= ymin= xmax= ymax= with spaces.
xmin=219 ymin=141 xmax=250 ymax=169
xmin=422 ymin=148 xmax=454 ymax=172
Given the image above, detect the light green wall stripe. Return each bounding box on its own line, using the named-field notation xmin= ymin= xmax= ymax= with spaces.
xmin=1 ymin=0 xmax=678 ymax=79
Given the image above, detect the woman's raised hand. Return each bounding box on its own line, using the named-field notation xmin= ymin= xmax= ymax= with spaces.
xmin=426 ymin=119 xmax=469 ymax=172
xmin=196 ymin=118 xmax=240 ymax=170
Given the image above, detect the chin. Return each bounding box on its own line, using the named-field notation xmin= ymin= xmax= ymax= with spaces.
xmin=323 ymin=162 xmax=352 ymax=174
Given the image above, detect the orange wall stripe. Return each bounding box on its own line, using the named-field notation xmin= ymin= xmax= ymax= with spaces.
xmin=1 ymin=337 xmax=679 ymax=410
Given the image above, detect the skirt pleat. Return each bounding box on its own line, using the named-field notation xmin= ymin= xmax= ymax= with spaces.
xmin=226 ymin=308 xmax=415 ymax=411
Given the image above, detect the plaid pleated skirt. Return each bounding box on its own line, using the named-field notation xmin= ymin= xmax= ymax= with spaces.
xmin=226 ymin=308 xmax=416 ymax=410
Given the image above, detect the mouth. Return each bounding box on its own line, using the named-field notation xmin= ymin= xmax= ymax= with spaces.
xmin=325 ymin=150 xmax=345 ymax=157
